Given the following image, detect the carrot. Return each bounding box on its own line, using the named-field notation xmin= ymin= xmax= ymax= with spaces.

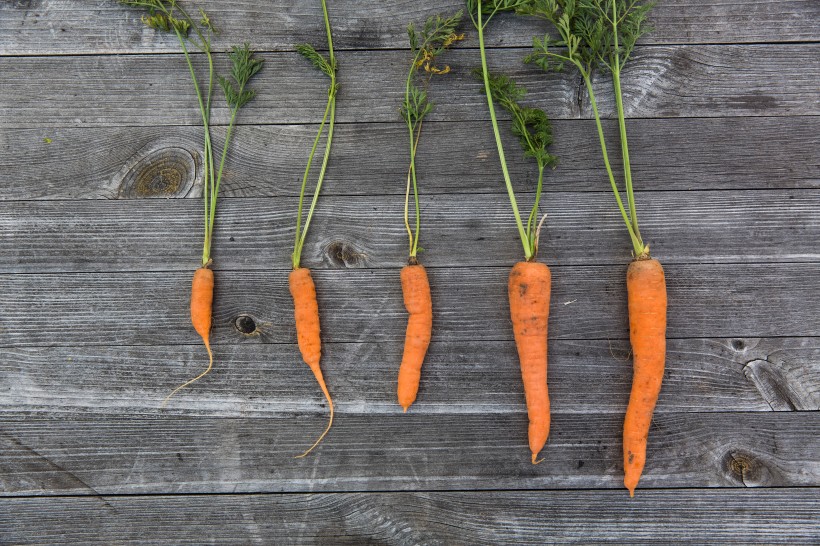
xmin=509 ymin=261 xmax=552 ymax=464
xmin=289 ymin=1 xmax=338 ymax=457
xmin=289 ymin=267 xmax=333 ymax=458
xmin=162 ymin=266 xmax=214 ymax=406
xmin=396 ymin=11 xmax=461 ymax=411
xmin=471 ymin=0 xmax=559 ymax=463
xmin=623 ymin=257 xmax=666 ymax=496
xmin=397 ymin=264 xmax=433 ymax=411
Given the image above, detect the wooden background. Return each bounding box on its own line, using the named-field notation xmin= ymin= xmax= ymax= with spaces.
xmin=1 ymin=0 xmax=819 ymax=543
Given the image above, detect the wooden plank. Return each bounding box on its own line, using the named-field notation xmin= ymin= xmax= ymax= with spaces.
xmin=0 ymin=412 xmax=817 ymax=495
xmin=2 ymin=0 xmax=818 ymax=55
xmin=1 ymin=263 xmax=819 ymax=347
xmin=2 ymin=45 xmax=817 ymax=128
xmin=2 ymin=490 xmax=819 ymax=544
xmin=2 ymin=190 xmax=820 ymax=273
xmin=2 ymin=338 xmax=817 ymax=416
xmin=3 ymin=117 xmax=818 ymax=200
xmin=3 ymin=490 xmax=820 ymax=545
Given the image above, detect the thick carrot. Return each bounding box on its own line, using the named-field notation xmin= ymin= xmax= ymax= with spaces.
xmin=623 ymin=257 xmax=667 ymax=496
xmin=289 ymin=267 xmax=333 ymax=457
xmin=508 ymin=261 xmax=552 ymax=464
xmin=162 ymin=266 xmax=214 ymax=406
xmin=397 ymin=263 xmax=433 ymax=412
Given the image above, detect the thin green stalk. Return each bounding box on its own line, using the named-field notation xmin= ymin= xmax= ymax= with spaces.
xmin=409 ymin=119 xmax=423 ymax=257
xmin=297 ymin=93 xmax=336 ymax=260
xmin=293 ymin=0 xmax=337 ymax=269
xmin=477 ymin=1 xmax=532 ymax=260
xmin=582 ymin=73 xmax=644 ymax=256
xmin=293 ymin=94 xmax=333 ymax=266
xmin=526 ymin=163 xmax=545 ymax=255
xmin=612 ymin=65 xmax=640 ymax=242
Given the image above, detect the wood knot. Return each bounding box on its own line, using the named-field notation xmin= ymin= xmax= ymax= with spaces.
xmin=324 ymin=240 xmax=367 ymax=268
xmin=724 ymin=450 xmax=776 ymax=487
xmin=117 ymin=145 xmax=197 ymax=199
xmin=234 ymin=314 xmax=258 ymax=336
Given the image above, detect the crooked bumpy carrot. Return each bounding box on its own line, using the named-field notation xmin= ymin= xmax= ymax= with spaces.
xmin=623 ymin=258 xmax=667 ymax=496
xmin=290 ymin=267 xmax=333 ymax=457
xmin=509 ymin=261 xmax=552 ymax=464
xmin=397 ymin=264 xmax=433 ymax=411
xmin=162 ymin=266 xmax=214 ymax=406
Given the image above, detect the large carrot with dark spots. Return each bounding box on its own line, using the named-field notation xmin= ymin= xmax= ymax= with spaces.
xmin=624 ymin=258 xmax=666 ymax=496
xmin=470 ymin=0 xmax=559 ymax=463
xmin=521 ymin=0 xmax=666 ymax=494
xmin=509 ymin=261 xmax=551 ymax=464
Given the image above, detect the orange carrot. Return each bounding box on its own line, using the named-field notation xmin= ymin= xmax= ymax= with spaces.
xmin=289 ymin=267 xmax=333 ymax=457
xmin=397 ymin=263 xmax=433 ymax=412
xmin=623 ymin=257 xmax=667 ymax=496
xmin=162 ymin=266 xmax=214 ymax=406
xmin=509 ymin=261 xmax=552 ymax=464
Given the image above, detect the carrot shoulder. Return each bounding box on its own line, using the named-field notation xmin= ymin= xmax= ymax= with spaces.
xmin=623 ymin=258 xmax=667 ymax=496
xmin=289 ymin=267 xmax=333 ymax=457
xmin=508 ymin=261 xmax=552 ymax=464
xmin=397 ymin=264 xmax=433 ymax=411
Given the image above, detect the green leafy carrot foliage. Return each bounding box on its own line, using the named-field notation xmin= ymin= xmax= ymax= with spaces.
xmin=292 ymin=0 xmax=338 ymax=270
xmin=401 ymin=10 xmax=463 ymax=259
xmin=517 ymin=0 xmax=654 ymax=257
xmin=120 ymin=0 xmax=262 ymax=265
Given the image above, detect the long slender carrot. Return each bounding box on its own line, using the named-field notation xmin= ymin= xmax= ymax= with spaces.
xmin=397 ymin=263 xmax=433 ymax=411
xmin=623 ymin=257 xmax=667 ymax=496
xmin=162 ymin=266 xmax=214 ymax=407
xmin=289 ymin=267 xmax=333 ymax=457
xmin=508 ymin=261 xmax=552 ymax=464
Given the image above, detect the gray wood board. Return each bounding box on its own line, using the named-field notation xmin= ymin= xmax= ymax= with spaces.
xmin=2 ymin=338 xmax=818 ymax=416
xmin=2 ymin=117 xmax=818 ymax=200
xmin=2 ymin=190 xmax=818 ymax=273
xmin=0 ymin=412 xmax=817 ymax=495
xmin=2 ymin=490 xmax=819 ymax=544
xmin=2 ymin=0 xmax=819 ymax=55
xmin=3 ymin=45 xmax=818 ymax=128
xmin=1 ymin=264 xmax=820 ymax=347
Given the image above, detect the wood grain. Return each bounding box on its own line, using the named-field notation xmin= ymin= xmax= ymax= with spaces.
xmin=2 ymin=489 xmax=818 ymax=544
xmin=2 ymin=0 xmax=818 ymax=55
xmin=2 ymin=338 xmax=817 ymax=416
xmin=0 ymin=412 xmax=817 ymax=495
xmin=2 ymin=116 xmax=818 ymax=200
xmin=1 ymin=264 xmax=819 ymax=347
xmin=2 ymin=190 xmax=819 ymax=273
xmin=2 ymin=45 xmax=818 ymax=128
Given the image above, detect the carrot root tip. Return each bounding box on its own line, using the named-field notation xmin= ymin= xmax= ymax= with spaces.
xmin=531 ymin=453 xmax=544 ymax=465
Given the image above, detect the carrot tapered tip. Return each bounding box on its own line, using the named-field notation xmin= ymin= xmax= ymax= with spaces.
xmin=402 ymin=406 xmax=409 ymax=413
xmin=531 ymin=453 xmax=544 ymax=465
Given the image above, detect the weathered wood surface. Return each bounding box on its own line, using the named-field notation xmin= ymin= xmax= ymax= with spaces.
xmin=3 ymin=338 xmax=818 ymax=416
xmin=2 ymin=264 xmax=820 ymax=347
xmin=1 ymin=0 xmax=819 ymax=541
xmin=2 ymin=190 xmax=819 ymax=272
xmin=2 ymin=0 xmax=818 ymax=55
xmin=3 ymin=45 xmax=819 ymax=128
xmin=1 ymin=412 xmax=817 ymax=494
xmin=2 ymin=117 xmax=819 ymax=200
xmin=2 ymin=489 xmax=818 ymax=544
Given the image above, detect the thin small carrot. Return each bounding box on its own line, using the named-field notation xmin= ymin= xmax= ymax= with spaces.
xmin=397 ymin=263 xmax=433 ymax=412
xmin=290 ymin=267 xmax=333 ymax=457
xmin=509 ymin=261 xmax=552 ymax=464
xmin=162 ymin=266 xmax=213 ymax=406
xmin=623 ymin=257 xmax=667 ymax=497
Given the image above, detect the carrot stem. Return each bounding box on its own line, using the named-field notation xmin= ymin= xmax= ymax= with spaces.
xmin=476 ymin=1 xmax=532 ymax=261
